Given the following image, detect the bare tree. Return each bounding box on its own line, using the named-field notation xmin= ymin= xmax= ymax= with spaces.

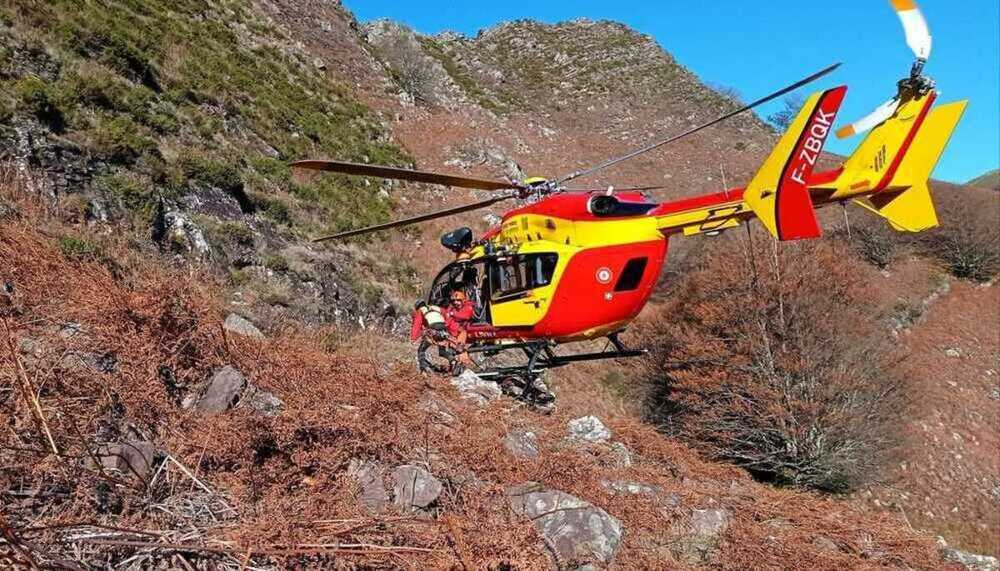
xmin=768 ymin=95 xmax=806 ymax=131
xmin=643 ymin=237 xmax=907 ymax=492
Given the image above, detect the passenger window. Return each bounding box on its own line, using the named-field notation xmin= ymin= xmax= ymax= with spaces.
xmin=614 ymin=257 xmax=648 ymax=292
xmin=491 ymin=254 xmax=558 ymax=300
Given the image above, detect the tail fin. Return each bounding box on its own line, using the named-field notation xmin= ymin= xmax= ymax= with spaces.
xmin=851 ymin=99 xmax=968 ymax=232
xmin=743 ymin=86 xmax=848 ymax=240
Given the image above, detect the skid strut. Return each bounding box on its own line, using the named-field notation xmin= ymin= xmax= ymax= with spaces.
xmin=472 ymin=333 xmax=647 ymax=380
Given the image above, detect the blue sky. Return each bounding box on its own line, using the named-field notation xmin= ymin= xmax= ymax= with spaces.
xmin=344 ymin=0 xmax=999 ymax=184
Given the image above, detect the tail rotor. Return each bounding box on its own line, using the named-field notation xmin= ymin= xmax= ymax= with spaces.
xmin=836 ymin=0 xmax=935 ymax=139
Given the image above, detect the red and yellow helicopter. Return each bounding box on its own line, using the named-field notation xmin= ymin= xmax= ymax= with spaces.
xmin=294 ymin=0 xmax=965 ymax=404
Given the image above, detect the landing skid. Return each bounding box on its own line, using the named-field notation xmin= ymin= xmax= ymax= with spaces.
xmin=470 ymin=333 xmax=647 ymax=378
xmin=418 ymin=333 xmax=646 ymax=411
xmin=469 ymin=333 xmax=647 ymax=411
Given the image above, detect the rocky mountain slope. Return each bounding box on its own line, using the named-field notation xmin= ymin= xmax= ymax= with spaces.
xmin=0 ymin=174 xmax=968 ymax=571
xmin=968 ymin=169 xmax=999 ymax=191
xmin=1 ymin=0 xmax=998 ymax=567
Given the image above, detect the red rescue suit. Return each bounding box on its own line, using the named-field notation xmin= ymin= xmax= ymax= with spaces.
xmin=444 ymin=300 xmax=474 ymax=336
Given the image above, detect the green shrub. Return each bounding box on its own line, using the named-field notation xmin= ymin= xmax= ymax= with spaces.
xmin=92 ymin=115 xmax=158 ymax=164
xmin=253 ymin=194 xmax=292 ymax=226
xmin=58 ymin=236 xmax=100 ymax=260
xmin=263 ymin=254 xmax=290 ymax=273
xmin=179 ymin=153 xmax=242 ymax=193
xmin=98 ymin=174 xmax=147 ymax=207
xmin=15 ymin=76 xmax=65 ymax=128
xmin=218 ymin=222 xmax=254 ymax=247
xmin=305 ymin=177 xmax=392 ymax=236
xmin=0 ymin=96 xmax=12 ymax=124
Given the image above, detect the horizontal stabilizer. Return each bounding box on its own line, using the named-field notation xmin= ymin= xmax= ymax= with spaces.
xmin=852 ymin=99 xmax=967 ymax=232
xmin=744 ymin=86 xmax=848 ymax=240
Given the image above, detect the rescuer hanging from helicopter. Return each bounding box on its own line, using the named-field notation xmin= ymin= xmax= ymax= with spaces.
xmin=411 ymin=289 xmax=477 ymax=375
xmin=444 ymin=289 xmax=477 ymax=372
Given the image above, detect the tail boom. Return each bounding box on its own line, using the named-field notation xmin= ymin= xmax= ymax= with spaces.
xmin=653 ymin=89 xmax=966 ymax=239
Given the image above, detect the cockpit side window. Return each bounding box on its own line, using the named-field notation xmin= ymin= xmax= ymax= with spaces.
xmin=428 ymin=261 xmax=490 ymax=322
xmin=490 ymin=254 xmax=558 ymax=300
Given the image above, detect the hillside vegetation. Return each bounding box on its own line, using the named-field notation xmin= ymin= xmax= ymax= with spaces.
xmin=0 ymin=172 xmax=946 ymax=571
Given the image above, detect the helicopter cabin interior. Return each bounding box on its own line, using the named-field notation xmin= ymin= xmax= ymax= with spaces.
xmin=426 ymin=252 xmax=560 ymax=327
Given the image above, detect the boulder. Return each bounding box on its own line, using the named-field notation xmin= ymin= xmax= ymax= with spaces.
xmin=242 ymin=385 xmax=284 ymax=416
xmin=419 ymin=397 xmax=457 ymax=425
xmin=392 ymin=465 xmax=443 ymax=513
xmin=671 ymin=508 xmax=731 ymax=565
xmin=507 ymin=482 xmax=622 ymax=567
xmin=348 ymin=460 xmax=389 ymax=514
xmin=503 ymin=429 xmax=540 ymax=460
xmin=450 ymin=370 xmax=502 ymax=405
xmin=608 ymin=442 xmax=633 ymax=467
xmin=601 ymin=480 xmax=661 ymax=497
xmin=223 ymin=313 xmax=265 ymax=339
xmin=811 ymin=536 xmax=841 ymax=553
xmin=567 ymin=415 xmax=611 ymax=443
xmin=195 ymin=366 xmax=247 ymax=414
xmin=94 ymin=440 xmax=157 ymax=480
xmin=938 ymin=538 xmax=998 ymax=571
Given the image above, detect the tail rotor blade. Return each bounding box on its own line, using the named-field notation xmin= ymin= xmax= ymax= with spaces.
xmin=835 ymin=97 xmax=900 ymax=139
xmin=891 ymin=0 xmax=932 ymax=60
xmin=313 ymin=195 xmax=516 ymax=242
xmin=292 ymin=160 xmax=523 ymax=192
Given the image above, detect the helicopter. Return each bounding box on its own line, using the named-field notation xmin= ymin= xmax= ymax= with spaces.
xmin=293 ymin=0 xmax=965 ymax=405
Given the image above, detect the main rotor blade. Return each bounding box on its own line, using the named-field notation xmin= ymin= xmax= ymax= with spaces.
xmin=313 ymin=195 xmax=516 ymax=242
xmin=555 ymin=62 xmax=842 ymax=185
xmin=563 ymin=185 xmax=669 ymax=193
xmin=291 ymin=159 xmax=523 ymax=191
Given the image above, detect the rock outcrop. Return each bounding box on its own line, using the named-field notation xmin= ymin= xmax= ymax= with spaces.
xmin=507 ymin=482 xmax=622 ymax=567
xmin=194 ymin=366 xmax=248 ymax=414
xmin=392 ymin=465 xmax=443 ymax=514
xmin=450 ymin=369 xmax=502 ymax=405
xmin=567 ymin=415 xmax=611 ymax=443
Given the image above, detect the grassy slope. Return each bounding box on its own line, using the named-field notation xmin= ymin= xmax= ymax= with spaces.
xmin=0 ymin=0 xmax=407 ymax=238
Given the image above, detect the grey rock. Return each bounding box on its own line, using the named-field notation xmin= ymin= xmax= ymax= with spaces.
xmin=601 ymin=480 xmax=681 ymax=516
xmin=95 ymin=440 xmax=157 ymax=480
xmin=938 ymin=537 xmax=998 ymax=571
xmin=348 ymin=459 xmax=389 ymax=514
xmin=601 ymin=480 xmax=661 ymax=497
xmin=419 ymin=397 xmax=456 ymax=425
xmin=671 ymin=508 xmax=731 ymax=565
xmin=567 ymin=415 xmax=611 ymax=443
xmin=945 ymin=348 xmax=961 ymax=358
xmin=503 ymin=429 xmax=540 ymax=460
xmin=507 ymin=482 xmax=622 ymax=567
xmin=392 ymin=465 xmax=443 ymax=513
xmin=812 ymin=535 xmax=840 ymax=553
xmin=58 ymin=322 xmax=85 ymax=339
xmin=450 ymin=369 xmax=501 ymax=405
xmin=18 ymin=337 xmax=44 ymax=358
xmin=223 ymin=313 xmax=265 ymax=339
xmin=195 ymin=366 xmax=247 ymax=414
xmin=609 ymin=442 xmax=633 ymax=467
xmin=242 ymin=386 xmax=284 ymax=416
